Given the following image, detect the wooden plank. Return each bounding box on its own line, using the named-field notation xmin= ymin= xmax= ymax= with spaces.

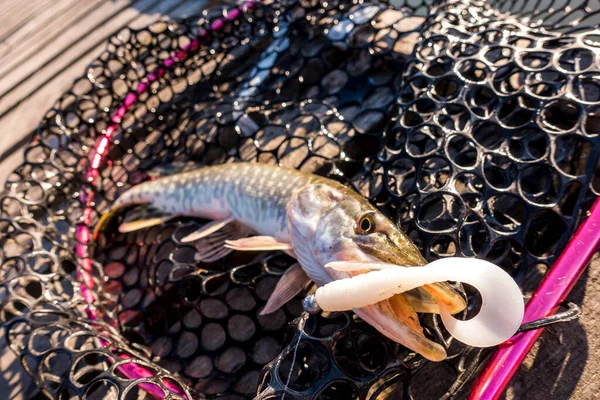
xmin=0 ymin=0 xmax=55 ymax=40
xmin=0 ymin=0 xmax=104 ymax=74
xmin=0 ymin=0 xmax=135 ymax=98
xmin=0 ymin=0 xmax=204 ymax=163
xmin=0 ymin=150 xmax=23 ymax=188
xmin=0 ymin=0 xmax=206 ymax=93
xmin=0 ymin=2 xmax=205 ymax=397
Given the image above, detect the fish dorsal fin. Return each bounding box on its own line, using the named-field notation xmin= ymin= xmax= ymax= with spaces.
xmin=181 ymin=217 xmax=235 ymax=243
xmin=224 ymin=236 xmax=293 ymax=252
xmin=260 ymin=263 xmax=310 ymax=315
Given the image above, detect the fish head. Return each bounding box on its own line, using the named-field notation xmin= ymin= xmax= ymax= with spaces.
xmin=288 ymin=181 xmax=466 ymax=361
xmin=288 ymin=180 xmax=427 ymax=273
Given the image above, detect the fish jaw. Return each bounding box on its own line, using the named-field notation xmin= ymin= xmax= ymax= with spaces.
xmin=300 ymin=240 xmax=452 ymax=361
xmin=317 ymin=251 xmax=450 ymax=361
xmin=354 ymin=300 xmax=447 ymax=362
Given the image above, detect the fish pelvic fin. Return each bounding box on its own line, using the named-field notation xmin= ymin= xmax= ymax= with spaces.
xmin=181 ymin=217 xmax=235 ymax=243
xmin=191 ymin=222 xmax=253 ymax=263
xmin=260 ymin=263 xmax=310 ymax=315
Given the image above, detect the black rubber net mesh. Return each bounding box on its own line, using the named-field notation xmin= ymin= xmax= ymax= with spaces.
xmin=2 ymin=0 xmax=600 ymax=398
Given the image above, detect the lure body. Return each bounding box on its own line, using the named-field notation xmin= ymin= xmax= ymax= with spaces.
xmin=106 ymin=162 xmax=468 ymax=361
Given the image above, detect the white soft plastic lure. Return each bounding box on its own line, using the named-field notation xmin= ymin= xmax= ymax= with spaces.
xmin=311 ymin=258 xmax=525 ymax=348
xmin=97 ymin=162 xmax=524 ymax=360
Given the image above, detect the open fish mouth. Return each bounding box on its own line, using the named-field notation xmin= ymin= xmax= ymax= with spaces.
xmin=358 ymin=286 xmax=466 ymax=361
xmin=312 ymin=258 xmax=524 ymax=361
xmin=321 ymin=258 xmax=468 ymax=361
xmin=349 ymin=229 xmax=468 ymax=360
xmin=355 ymin=297 xmax=449 ymax=361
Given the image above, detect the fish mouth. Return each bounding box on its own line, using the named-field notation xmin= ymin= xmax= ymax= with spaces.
xmin=345 ymin=245 xmax=466 ymax=360
xmin=353 ymin=233 xmax=467 ymax=313
xmin=349 ymin=230 xmax=467 ymax=360
xmin=354 ymin=296 xmax=449 ymax=361
xmin=338 ymin=260 xmax=465 ymax=361
xmin=364 ymin=281 xmax=466 ymax=361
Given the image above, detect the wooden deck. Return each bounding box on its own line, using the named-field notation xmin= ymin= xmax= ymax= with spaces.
xmin=0 ymin=1 xmax=598 ymax=399
xmin=0 ymin=0 xmax=209 ymax=184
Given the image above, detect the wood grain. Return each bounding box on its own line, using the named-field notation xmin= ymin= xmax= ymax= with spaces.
xmin=0 ymin=0 xmax=104 ymax=78
xmin=0 ymin=3 xmax=216 ymax=395
xmin=0 ymin=0 xmax=56 ymax=40
xmin=0 ymin=0 xmax=205 ymax=167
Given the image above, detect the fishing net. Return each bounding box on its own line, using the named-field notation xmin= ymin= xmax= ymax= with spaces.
xmin=2 ymin=0 xmax=600 ymax=398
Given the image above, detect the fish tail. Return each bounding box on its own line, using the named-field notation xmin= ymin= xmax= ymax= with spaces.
xmin=93 ymin=208 xmax=121 ymax=240
xmin=93 ymin=185 xmax=152 ymax=240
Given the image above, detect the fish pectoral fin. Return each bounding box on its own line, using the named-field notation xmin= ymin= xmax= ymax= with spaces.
xmin=224 ymin=236 xmax=293 ymax=252
xmin=118 ymin=215 xmax=175 ymax=233
xmin=181 ymin=217 xmax=235 ymax=243
xmin=260 ymin=263 xmax=310 ymax=315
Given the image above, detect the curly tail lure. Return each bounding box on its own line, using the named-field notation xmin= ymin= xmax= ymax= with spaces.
xmin=306 ymin=258 xmax=524 ymax=348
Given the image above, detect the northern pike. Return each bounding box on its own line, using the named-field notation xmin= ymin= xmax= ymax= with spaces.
xmin=97 ymin=162 xmax=467 ymax=361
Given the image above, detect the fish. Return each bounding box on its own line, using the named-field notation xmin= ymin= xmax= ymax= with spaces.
xmin=96 ymin=162 xmax=467 ymax=361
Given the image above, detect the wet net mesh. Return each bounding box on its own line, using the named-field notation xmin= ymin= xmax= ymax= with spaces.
xmin=2 ymin=0 xmax=600 ymax=398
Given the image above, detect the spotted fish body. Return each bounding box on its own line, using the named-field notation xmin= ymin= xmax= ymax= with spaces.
xmin=117 ymin=164 xmax=314 ymax=236
xmin=108 ymin=162 xmax=467 ymax=361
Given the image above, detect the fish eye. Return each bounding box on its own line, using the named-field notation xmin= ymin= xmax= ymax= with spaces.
xmin=356 ymin=214 xmax=375 ymax=234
